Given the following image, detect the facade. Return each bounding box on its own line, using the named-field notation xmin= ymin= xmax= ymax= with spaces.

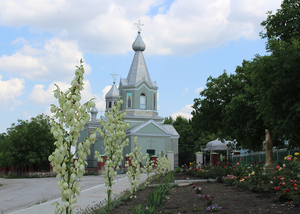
xmin=78 ymin=28 xmax=179 ymax=166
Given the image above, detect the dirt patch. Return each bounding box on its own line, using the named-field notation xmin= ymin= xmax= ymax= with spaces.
xmin=111 ymin=173 xmax=300 ymax=214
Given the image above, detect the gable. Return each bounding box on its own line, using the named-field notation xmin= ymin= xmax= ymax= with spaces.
xmin=136 ymin=123 xmax=167 ymax=134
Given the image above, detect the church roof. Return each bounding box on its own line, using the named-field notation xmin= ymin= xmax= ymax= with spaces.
xmin=162 ymin=125 xmax=180 ymax=138
xmin=105 ymin=82 xmax=119 ymax=99
xmin=121 ymin=33 xmax=157 ymax=89
xmin=127 ymin=119 xmax=179 ymax=138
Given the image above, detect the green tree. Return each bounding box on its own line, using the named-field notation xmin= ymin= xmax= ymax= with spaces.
xmin=0 ymin=114 xmax=56 ymax=170
xmin=163 ymin=116 xmax=173 ymax=124
xmin=254 ymin=0 xmax=300 ymax=148
xmin=260 ymin=0 xmax=300 ymax=42
xmin=171 ymin=116 xmax=195 ymax=166
xmin=192 ymin=69 xmax=265 ymax=151
xmin=251 ymin=39 xmax=300 ymax=148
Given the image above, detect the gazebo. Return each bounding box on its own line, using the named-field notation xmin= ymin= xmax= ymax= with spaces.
xmin=202 ymin=139 xmax=232 ymax=165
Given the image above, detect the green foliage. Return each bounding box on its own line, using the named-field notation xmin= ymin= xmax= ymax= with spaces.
xmin=163 ymin=116 xmax=173 ymax=124
xmin=191 ymin=0 xmax=300 ymax=150
xmin=260 ymin=0 xmax=300 ymax=42
xmin=251 ymin=39 xmax=300 ymax=148
xmin=0 ymin=114 xmax=56 ymax=170
xmin=192 ymin=69 xmax=265 ymax=151
xmin=172 ymin=116 xmax=197 ymax=165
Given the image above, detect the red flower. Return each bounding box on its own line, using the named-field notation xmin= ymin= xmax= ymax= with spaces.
xmin=276 ymin=165 xmax=281 ymax=170
xmin=294 ymin=183 xmax=297 ymax=187
xmin=240 ymin=158 xmax=242 ymax=161
xmin=290 ymin=180 xmax=294 ymax=183
xmin=274 ymin=187 xmax=280 ymax=191
xmin=287 ymin=201 xmax=290 ymax=205
xmin=279 ymin=183 xmax=282 ymax=186
xmin=287 ymin=157 xmax=292 ymax=161
xmin=295 ymin=187 xmax=299 ymax=190
xmin=282 ymin=182 xmax=286 ymax=186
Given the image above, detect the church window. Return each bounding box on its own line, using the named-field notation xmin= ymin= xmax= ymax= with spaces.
xmin=109 ymin=101 xmax=112 ymax=108
xmin=140 ymin=93 xmax=146 ymax=109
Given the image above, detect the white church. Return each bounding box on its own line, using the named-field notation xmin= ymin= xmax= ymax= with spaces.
xmin=78 ymin=22 xmax=179 ymax=166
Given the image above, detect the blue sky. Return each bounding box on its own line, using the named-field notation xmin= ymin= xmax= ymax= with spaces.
xmin=0 ymin=0 xmax=282 ymax=133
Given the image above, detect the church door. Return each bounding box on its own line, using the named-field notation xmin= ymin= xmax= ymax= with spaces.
xmin=147 ymin=149 xmax=155 ymax=157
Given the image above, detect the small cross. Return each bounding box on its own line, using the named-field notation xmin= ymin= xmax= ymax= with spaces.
xmin=111 ymin=71 xmax=118 ymax=83
xmin=135 ymin=20 xmax=144 ymax=34
xmin=99 ymin=109 xmax=104 ymax=117
xmin=148 ymin=138 xmax=154 ymax=148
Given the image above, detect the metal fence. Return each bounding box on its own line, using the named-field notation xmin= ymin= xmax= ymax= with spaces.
xmin=231 ymin=148 xmax=299 ymax=166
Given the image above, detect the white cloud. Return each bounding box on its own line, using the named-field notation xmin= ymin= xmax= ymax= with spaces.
xmin=0 ymin=0 xmax=282 ymax=56
xmin=195 ymin=87 xmax=204 ymax=94
xmin=171 ymin=104 xmax=193 ymax=120
xmin=0 ymin=38 xmax=91 ymax=82
xmin=182 ymin=87 xmax=189 ymax=95
xmin=0 ymin=75 xmax=25 ymax=110
xmin=28 ymin=81 xmax=112 ymax=117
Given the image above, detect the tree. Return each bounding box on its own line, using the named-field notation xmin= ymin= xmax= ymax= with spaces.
xmin=251 ymin=39 xmax=300 ymax=148
xmin=192 ymin=69 xmax=265 ymax=151
xmin=163 ymin=116 xmax=173 ymax=124
xmin=171 ymin=116 xmax=195 ymax=165
xmin=260 ymin=0 xmax=300 ymax=42
xmin=254 ymin=0 xmax=300 ymax=148
xmin=0 ymin=114 xmax=56 ymax=170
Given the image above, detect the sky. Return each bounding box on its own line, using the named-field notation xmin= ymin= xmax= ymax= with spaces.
xmin=0 ymin=0 xmax=283 ymax=133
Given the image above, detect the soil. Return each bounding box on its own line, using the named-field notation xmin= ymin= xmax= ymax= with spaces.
xmin=111 ymin=172 xmax=300 ymax=213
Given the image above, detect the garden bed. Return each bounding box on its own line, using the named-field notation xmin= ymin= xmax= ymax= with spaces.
xmin=109 ymin=172 xmax=300 ymax=213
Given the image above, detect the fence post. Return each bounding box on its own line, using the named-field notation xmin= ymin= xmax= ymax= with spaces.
xmin=166 ymin=151 xmax=174 ymax=170
xmin=196 ymin=152 xmax=203 ymax=168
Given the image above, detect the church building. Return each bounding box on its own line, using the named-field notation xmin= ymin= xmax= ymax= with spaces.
xmin=78 ymin=22 xmax=179 ymax=166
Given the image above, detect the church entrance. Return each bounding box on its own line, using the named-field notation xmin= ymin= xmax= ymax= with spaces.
xmin=147 ymin=149 xmax=155 ymax=157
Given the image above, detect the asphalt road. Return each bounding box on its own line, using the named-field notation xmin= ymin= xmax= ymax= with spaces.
xmin=0 ymin=174 xmax=126 ymax=213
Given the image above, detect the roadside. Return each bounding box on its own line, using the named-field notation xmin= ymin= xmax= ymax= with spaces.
xmin=0 ymin=174 xmax=127 ymax=213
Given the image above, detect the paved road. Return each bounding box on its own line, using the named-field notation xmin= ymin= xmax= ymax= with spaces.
xmin=0 ymin=174 xmax=127 ymax=214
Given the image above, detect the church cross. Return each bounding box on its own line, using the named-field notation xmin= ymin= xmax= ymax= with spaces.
xmin=135 ymin=20 xmax=144 ymax=33
xmin=99 ymin=109 xmax=104 ymax=117
xmin=148 ymin=138 xmax=154 ymax=148
xmin=111 ymin=71 xmax=118 ymax=83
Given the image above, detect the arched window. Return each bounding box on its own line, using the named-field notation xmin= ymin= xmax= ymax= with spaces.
xmin=109 ymin=101 xmax=112 ymax=108
xmin=140 ymin=93 xmax=146 ymax=109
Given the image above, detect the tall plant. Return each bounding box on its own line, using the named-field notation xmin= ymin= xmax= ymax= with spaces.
xmin=142 ymin=153 xmax=155 ymax=197
xmin=95 ymin=99 xmax=129 ymax=214
xmin=48 ymin=60 xmax=97 ymax=214
xmin=125 ymin=136 xmax=143 ymax=213
xmin=156 ymin=153 xmax=172 ymax=181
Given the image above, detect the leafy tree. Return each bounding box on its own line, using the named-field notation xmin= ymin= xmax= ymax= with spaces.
xmin=192 ymin=68 xmax=265 ymax=151
xmin=0 ymin=114 xmax=56 ymax=170
xmin=260 ymin=0 xmax=300 ymax=42
xmin=171 ymin=116 xmax=195 ymax=165
xmin=163 ymin=116 xmax=173 ymax=124
xmin=251 ymin=39 xmax=300 ymax=148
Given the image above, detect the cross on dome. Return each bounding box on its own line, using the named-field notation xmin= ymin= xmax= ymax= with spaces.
xmin=135 ymin=20 xmax=144 ymax=34
xmin=111 ymin=71 xmax=119 ymax=83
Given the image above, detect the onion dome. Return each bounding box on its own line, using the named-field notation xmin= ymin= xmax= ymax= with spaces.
xmin=132 ymin=34 xmax=146 ymax=52
xmin=105 ymin=82 xmax=119 ymax=100
xmin=91 ymin=106 xmax=98 ymax=122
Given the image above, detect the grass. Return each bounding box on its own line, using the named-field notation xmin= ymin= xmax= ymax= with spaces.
xmin=36 ymin=195 xmax=47 ymax=204
xmin=76 ymin=173 xmax=161 ymax=214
